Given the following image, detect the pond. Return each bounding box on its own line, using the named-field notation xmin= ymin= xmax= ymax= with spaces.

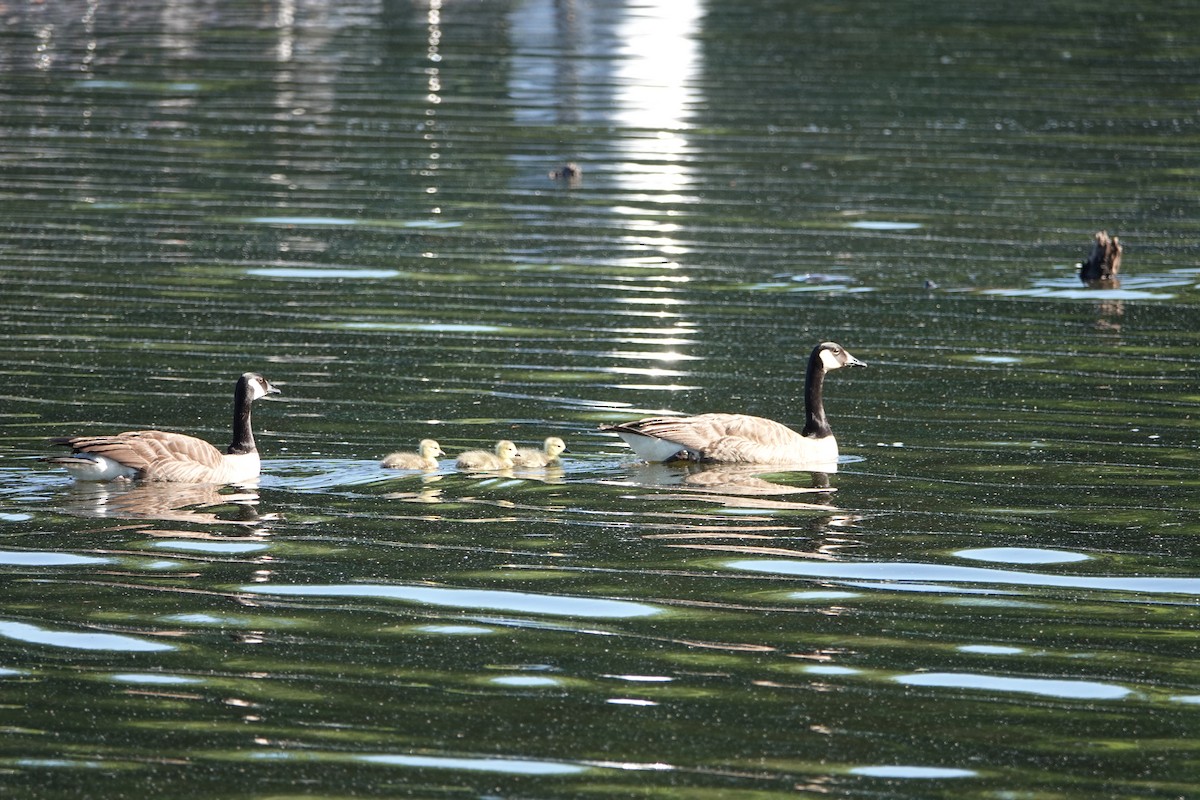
xmin=1 ymin=0 xmax=1198 ymax=797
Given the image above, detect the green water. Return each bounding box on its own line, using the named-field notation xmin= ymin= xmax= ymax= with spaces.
xmin=1 ymin=1 xmax=1198 ymax=797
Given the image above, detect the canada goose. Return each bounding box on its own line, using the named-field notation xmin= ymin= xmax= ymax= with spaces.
xmin=46 ymin=372 xmax=280 ymax=483
xmin=455 ymin=440 xmax=520 ymax=471
xmin=516 ymin=437 xmax=566 ymax=468
xmin=381 ymin=439 xmax=445 ymax=470
xmin=602 ymin=342 xmax=865 ymax=465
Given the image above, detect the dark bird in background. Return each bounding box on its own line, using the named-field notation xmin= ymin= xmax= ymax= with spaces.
xmin=1078 ymin=230 xmax=1122 ymax=287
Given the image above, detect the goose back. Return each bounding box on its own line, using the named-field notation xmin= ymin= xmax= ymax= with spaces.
xmin=606 ymin=413 xmax=836 ymax=465
xmin=51 ymin=430 xmax=262 ymax=483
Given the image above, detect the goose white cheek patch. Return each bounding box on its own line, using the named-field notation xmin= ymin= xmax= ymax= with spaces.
xmin=820 ymin=348 xmax=844 ymax=370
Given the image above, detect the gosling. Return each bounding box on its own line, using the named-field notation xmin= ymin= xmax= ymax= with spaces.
xmin=516 ymin=437 xmax=566 ymax=468
xmin=381 ymin=439 xmax=445 ymax=470
xmin=456 ymin=440 xmax=520 ymax=471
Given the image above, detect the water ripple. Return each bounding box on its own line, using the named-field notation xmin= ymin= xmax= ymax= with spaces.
xmin=110 ymin=673 xmax=203 ymax=685
xmin=0 ymin=550 xmax=107 ymax=567
xmin=0 ymin=621 xmax=174 ymax=652
xmin=955 ymin=547 xmax=1089 ymax=564
xmin=354 ymin=753 xmax=586 ymax=775
xmin=150 ymin=540 xmax=270 ymax=555
xmin=247 ymin=267 xmax=400 ymax=279
xmin=727 ymin=559 xmax=1200 ymax=596
xmin=247 ymin=750 xmax=587 ymax=776
xmin=240 ymin=583 xmax=664 ymax=619
xmin=849 ymin=765 xmax=976 ymax=779
xmin=895 ymin=672 xmax=1131 ymax=701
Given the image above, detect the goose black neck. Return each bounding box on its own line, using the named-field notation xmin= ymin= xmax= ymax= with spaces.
xmin=801 ymin=345 xmax=832 ymax=438
xmin=227 ymin=378 xmax=257 ymax=455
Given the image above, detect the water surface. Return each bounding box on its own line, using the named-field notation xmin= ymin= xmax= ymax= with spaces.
xmin=1 ymin=0 xmax=1198 ymax=797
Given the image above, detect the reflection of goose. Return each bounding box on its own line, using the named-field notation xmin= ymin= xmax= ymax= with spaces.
xmin=516 ymin=437 xmax=566 ymax=468
xmin=46 ymin=373 xmax=280 ymax=483
xmin=456 ymin=440 xmax=520 ymax=471
xmin=603 ymin=342 xmax=864 ymax=466
xmin=59 ymin=480 xmax=268 ymax=525
xmin=619 ymin=463 xmax=836 ymax=496
xmin=381 ymin=439 xmax=444 ymax=470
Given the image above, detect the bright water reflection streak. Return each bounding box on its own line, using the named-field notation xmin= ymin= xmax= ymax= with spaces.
xmin=894 ymin=672 xmax=1132 ymax=701
xmin=508 ymin=0 xmax=704 ymax=396
xmin=248 ymin=750 xmax=589 ymax=776
xmin=0 ymin=621 xmax=174 ymax=652
xmin=728 ymin=559 xmax=1200 ymax=595
xmin=240 ymin=583 xmax=664 ymax=618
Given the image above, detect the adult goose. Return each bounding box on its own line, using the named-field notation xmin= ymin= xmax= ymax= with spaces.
xmin=516 ymin=437 xmax=566 ymax=468
xmin=381 ymin=439 xmax=445 ymax=470
xmin=47 ymin=372 xmax=280 ymax=483
xmin=455 ymin=440 xmax=520 ymax=471
xmin=603 ymin=342 xmax=865 ymax=465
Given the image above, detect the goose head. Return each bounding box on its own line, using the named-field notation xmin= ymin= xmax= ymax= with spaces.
xmin=241 ymin=372 xmax=282 ymax=402
xmin=816 ymin=342 xmax=867 ymax=372
xmin=495 ymin=440 xmax=520 ymax=462
xmin=543 ymin=437 xmax=567 ymax=459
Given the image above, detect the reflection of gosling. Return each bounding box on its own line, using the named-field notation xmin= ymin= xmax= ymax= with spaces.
xmin=381 ymin=439 xmax=444 ymax=470
xmin=456 ymin=440 xmax=520 ymax=470
xmin=517 ymin=437 xmax=566 ymax=467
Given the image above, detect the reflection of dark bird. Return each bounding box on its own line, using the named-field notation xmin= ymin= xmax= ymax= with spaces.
xmin=381 ymin=439 xmax=444 ymax=470
xmin=1078 ymin=230 xmax=1122 ymax=286
xmin=548 ymin=162 xmax=582 ymax=183
xmin=602 ymin=342 xmax=866 ymax=466
xmin=46 ymin=373 xmax=280 ymax=483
